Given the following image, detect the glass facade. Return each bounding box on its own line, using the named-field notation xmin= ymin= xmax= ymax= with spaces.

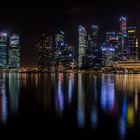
xmin=78 ymin=25 xmax=87 ymax=65
xmin=89 ymin=25 xmax=99 ymax=48
xmin=55 ymin=31 xmax=64 ymax=48
xmin=120 ymin=17 xmax=127 ymax=59
xmin=127 ymin=27 xmax=138 ymax=59
xmin=0 ymin=33 xmax=8 ymax=68
xmin=38 ymin=34 xmax=53 ymax=69
xmin=8 ymin=34 xmax=20 ymax=68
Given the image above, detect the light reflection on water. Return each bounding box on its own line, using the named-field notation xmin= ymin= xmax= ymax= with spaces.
xmin=68 ymin=73 xmax=74 ymax=104
xmin=0 ymin=73 xmax=8 ymax=124
xmin=9 ymin=73 xmax=20 ymax=115
xmin=77 ymin=73 xmax=85 ymax=128
xmin=55 ymin=73 xmax=64 ymax=115
xmin=101 ymin=74 xmax=115 ymax=113
xmin=0 ymin=73 xmax=139 ymax=139
xmin=91 ymin=75 xmax=98 ymax=128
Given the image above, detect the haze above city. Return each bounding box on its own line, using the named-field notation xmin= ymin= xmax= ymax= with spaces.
xmin=0 ymin=0 xmax=139 ymax=66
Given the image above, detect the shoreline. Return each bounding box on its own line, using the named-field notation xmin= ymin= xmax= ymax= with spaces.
xmin=0 ymin=69 xmax=140 ymax=74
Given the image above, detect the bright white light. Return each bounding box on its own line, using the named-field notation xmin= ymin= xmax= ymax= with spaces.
xmin=1 ymin=33 xmax=7 ymax=36
xmin=60 ymin=42 xmax=64 ymax=46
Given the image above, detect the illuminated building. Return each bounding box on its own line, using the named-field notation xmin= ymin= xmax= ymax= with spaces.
xmin=106 ymin=32 xmax=119 ymax=48
xmin=38 ymin=34 xmax=53 ymax=69
xmin=54 ymin=30 xmax=74 ymax=67
xmin=55 ymin=31 xmax=73 ymax=66
xmin=88 ymin=25 xmax=99 ymax=48
xmin=8 ymin=34 xmax=20 ymax=68
xmin=56 ymin=45 xmax=74 ymax=66
xmin=120 ymin=16 xmax=128 ymax=59
xmin=0 ymin=33 xmax=8 ymax=68
xmin=55 ymin=31 xmax=65 ymax=48
xmin=106 ymin=32 xmax=119 ymax=57
xmin=117 ymin=32 xmax=123 ymax=57
xmin=127 ymin=27 xmax=138 ymax=59
xmin=82 ymin=48 xmax=94 ymax=68
xmin=78 ymin=25 xmax=87 ymax=66
xmin=83 ymin=25 xmax=99 ymax=68
xmin=101 ymin=42 xmax=116 ymax=66
xmin=120 ymin=17 xmax=127 ymax=35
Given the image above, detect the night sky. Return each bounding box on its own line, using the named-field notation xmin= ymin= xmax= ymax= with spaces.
xmin=0 ymin=0 xmax=140 ymax=66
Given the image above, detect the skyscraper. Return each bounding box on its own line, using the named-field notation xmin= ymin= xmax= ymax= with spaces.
xmin=0 ymin=33 xmax=8 ymax=68
xmin=38 ymin=34 xmax=53 ymax=69
xmin=120 ymin=16 xmax=127 ymax=59
xmin=55 ymin=31 xmax=65 ymax=48
xmin=8 ymin=34 xmax=20 ymax=68
xmin=88 ymin=25 xmax=99 ymax=48
xmin=127 ymin=27 xmax=138 ymax=59
xmin=56 ymin=45 xmax=74 ymax=66
xmin=120 ymin=17 xmax=127 ymax=35
xmin=78 ymin=25 xmax=87 ymax=66
xmin=82 ymin=25 xmax=99 ymax=68
xmin=117 ymin=32 xmax=123 ymax=57
xmin=106 ymin=32 xmax=119 ymax=51
xmin=101 ymin=42 xmax=116 ymax=66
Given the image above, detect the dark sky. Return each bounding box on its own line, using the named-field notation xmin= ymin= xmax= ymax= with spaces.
xmin=0 ymin=0 xmax=140 ymax=66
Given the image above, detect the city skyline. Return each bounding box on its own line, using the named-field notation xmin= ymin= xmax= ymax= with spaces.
xmin=1 ymin=1 xmax=140 ymax=139
xmin=0 ymin=0 xmax=140 ymax=66
xmin=0 ymin=16 xmax=139 ymax=67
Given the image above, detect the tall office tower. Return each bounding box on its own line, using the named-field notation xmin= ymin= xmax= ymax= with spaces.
xmin=55 ymin=31 xmax=65 ymax=48
xmin=0 ymin=33 xmax=8 ymax=68
xmin=83 ymin=25 xmax=99 ymax=68
xmin=8 ymin=34 xmax=20 ymax=68
xmin=117 ymin=32 xmax=122 ymax=57
xmin=120 ymin=16 xmax=127 ymax=59
xmin=120 ymin=17 xmax=127 ymax=35
xmin=101 ymin=42 xmax=116 ymax=66
xmin=89 ymin=25 xmax=99 ymax=48
xmin=106 ymin=32 xmax=119 ymax=50
xmin=38 ymin=34 xmax=53 ymax=69
xmin=57 ymin=45 xmax=74 ymax=66
xmin=127 ymin=27 xmax=138 ymax=59
xmin=78 ymin=25 xmax=87 ymax=66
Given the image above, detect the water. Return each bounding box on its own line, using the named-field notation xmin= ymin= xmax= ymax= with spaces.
xmin=0 ymin=72 xmax=140 ymax=139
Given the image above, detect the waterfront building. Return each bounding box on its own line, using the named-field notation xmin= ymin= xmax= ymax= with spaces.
xmin=38 ymin=34 xmax=53 ymax=69
xmin=106 ymin=32 xmax=119 ymax=51
xmin=78 ymin=25 xmax=87 ymax=66
xmin=8 ymin=34 xmax=20 ymax=68
xmin=56 ymin=45 xmax=74 ymax=67
xmin=82 ymin=47 xmax=94 ymax=68
xmin=101 ymin=42 xmax=116 ymax=66
xmin=54 ymin=31 xmax=73 ymax=66
xmin=117 ymin=32 xmax=123 ymax=58
xmin=82 ymin=25 xmax=99 ymax=68
xmin=120 ymin=16 xmax=128 ymax=59
xmin=55 ymin=31 xmax=65 ymax=48
xmin=0 ymin=33 xmax=8 ymax=68
xmin=88 ymin=25 xmax=99 ymax=49
xmin=127 ymin=27 xmax=138 ymax=59
xmin=113 ymin=60 xmax=140 ymax=69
